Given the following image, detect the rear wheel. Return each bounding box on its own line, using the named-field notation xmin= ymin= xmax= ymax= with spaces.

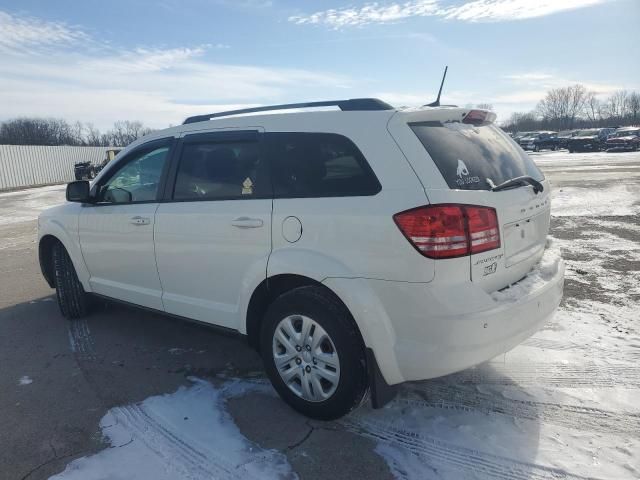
xmin=260 ymin=286 xmax=367 ymax=420
xmin=52 ymin=243 xmax=90 ymax=319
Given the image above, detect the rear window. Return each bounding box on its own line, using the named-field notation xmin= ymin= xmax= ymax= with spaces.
xmin=410 ymin=122 xmax=544 ymax=191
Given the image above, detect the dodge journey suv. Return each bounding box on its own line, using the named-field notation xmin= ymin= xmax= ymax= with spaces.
xmin=38 ymin=99 xmax=565 ymax=419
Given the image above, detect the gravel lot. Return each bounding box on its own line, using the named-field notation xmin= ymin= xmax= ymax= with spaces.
xmin=1 ymin=151 xmax=639 ymax=480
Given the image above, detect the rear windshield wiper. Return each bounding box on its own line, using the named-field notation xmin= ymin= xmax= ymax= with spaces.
xmin=490 ymin=176 xmax=544 ymax=194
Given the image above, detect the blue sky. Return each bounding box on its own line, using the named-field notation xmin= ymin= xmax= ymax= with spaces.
xmin=1 ymin=0 xmax=638 ymax=129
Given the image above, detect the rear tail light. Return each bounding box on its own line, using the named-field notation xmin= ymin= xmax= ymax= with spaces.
xmin=463 ymin=109 xmax=497 ymax=126
xmin=393 ymin=204 xmax=500 ymax=259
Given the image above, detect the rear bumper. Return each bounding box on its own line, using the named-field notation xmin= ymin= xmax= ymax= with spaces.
xmin=329 ymin=246 xmax=564 ymax=385
xmin=398 ymin=262 xmax=564 ymax=382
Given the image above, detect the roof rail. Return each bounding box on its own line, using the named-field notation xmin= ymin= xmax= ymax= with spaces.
xmin=182 ymin=98 xmax=394 ymax=125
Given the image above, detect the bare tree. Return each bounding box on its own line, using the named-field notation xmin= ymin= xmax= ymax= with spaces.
xmin=476 ymin=103 xmax=494 ymax=111
xmin=106 ymin=120 xmax=153 ymax=146
xmin=537 ymin=84 xmax=588 ymax=130
xmin=627 ymin=92 xmax=640 ymax=125
xmin=583 ymin=92 xmax=602 ymax=124
xmin=605 ymin=90 xmax=629 ymax=120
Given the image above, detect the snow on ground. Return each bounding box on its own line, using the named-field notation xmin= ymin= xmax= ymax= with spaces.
xmin=18 ymin=375 xmax=33 ymax=385
xmin=50 ymin=379 xmax=294 ymax=480
xmin=551 ymin=184 xmax=639 ymax=217
xmin=0 ymin=184 xmax=66 ymax=226
xmin=530 ymin=150 xmax=640 ymax=166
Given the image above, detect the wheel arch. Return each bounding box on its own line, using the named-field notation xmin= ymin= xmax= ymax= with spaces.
xmin=245 ymin=274 xmax=363 ymax=352
xmin=38 ymin=234 xmax=62 ymax=288
xmin=37 ymin=227 xmax=91 ymax=291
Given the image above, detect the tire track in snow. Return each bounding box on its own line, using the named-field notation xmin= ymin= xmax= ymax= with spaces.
xmin=438 ymin=361 xmax=640 ymax=388
xmin=112 ymin=403 xmax=268 ymax=480
xmin=521 ymin=337 xmax=640 ymax=361
xmin=342 ymin=414 xmax=598 ymax=480
xmin=403 ymin=384 xmax=640 ymax=435
xmin=521 ymin=337 xmax=581 ymax=351
xmin=67 ymin=318 xmax=97 ymax=360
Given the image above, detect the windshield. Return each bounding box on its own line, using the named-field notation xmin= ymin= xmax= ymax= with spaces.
xmin=576 ymin=130 xmax=598 ymax=137
xmin=410 ymin=122 xmax=544 ymax=191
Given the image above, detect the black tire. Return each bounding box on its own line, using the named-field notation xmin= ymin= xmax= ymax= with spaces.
xmin=260 ymin=286 xmax=367 ymax=420
xmin=52 ymin=242 xmax=89 ymax=319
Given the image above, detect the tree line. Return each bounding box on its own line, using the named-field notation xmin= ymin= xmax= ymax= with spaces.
xmin=502 ymin=85 xmax=640 ymax=133
xmin=0 ymin=119 xmax=154 ymax=147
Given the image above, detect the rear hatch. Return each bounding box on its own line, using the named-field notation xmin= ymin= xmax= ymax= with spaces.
xmin=389 ymin=108 xmax=550 ymax=292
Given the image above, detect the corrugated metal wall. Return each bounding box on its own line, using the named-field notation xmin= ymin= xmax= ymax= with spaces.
xmin=0 ymin=145 xmax=115 ymax=191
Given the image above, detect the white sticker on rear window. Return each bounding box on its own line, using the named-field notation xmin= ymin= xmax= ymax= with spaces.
xmin=455 ymin=159 xmax=479 ymax=186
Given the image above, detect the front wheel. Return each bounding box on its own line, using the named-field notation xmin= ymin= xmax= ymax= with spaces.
xmin=52 ymin=243 xmax=90 ymax=319
xmin=260 ymin=286 xmax=368 ymax=420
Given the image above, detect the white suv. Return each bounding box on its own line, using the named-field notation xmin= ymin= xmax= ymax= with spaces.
xmin=38 ymin=99 xmax=565 ymax=419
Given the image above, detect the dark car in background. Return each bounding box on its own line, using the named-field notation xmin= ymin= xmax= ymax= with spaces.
xmin=605 ymin=127 xmax=640 ymax=151
xmin=567 ymin=128 xmax=616 ymax=152
xmin=513 ymin=131 xmax=534 ymax=144
xmin=557 ymin=130 xmax=579 ymax=149
xmin=519 ymin=131 xmax=559 ymax=152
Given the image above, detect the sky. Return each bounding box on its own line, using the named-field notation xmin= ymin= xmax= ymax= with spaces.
xmin=1 ymin=0 xmax=638 ymax=130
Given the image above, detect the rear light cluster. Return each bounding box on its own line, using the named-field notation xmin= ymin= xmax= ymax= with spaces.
xmin=393 ymin=204 xmax=500 ymax=259
xmin=462 ymin=109 xmax=497 ymax=126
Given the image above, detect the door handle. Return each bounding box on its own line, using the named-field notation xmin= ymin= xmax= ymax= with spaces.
xmin=130 ymin=216 xmax=151 ymax=226
xmin=231 ymin=217 xmax=264 ymax=229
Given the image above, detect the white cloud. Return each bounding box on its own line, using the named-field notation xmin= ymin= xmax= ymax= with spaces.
xmin=288 ymin=0 xmax=610 ymax=28
xmin=289 ymin=1 xmax=440 ymax=28
xmin=0 ymin=11 xmax=351 ymax=129
xmin=0 ymin=10 xmax=87 ymax=54
xmin=442 ymin=0 xmax=607 ymax=22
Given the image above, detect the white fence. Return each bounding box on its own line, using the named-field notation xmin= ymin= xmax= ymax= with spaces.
xmin=0 ymin=145 xmax=114 ymax=191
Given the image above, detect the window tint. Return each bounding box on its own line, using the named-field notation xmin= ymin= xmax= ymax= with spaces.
xmin=99 ymin=146 xmax=169 ymax=203
xmin=410 ymin=122 xmax=544 ymax=191
xmin=173 ymin=141 xmax=269 ymax=200
xmin=268 ymin=132 xmax=380 ymax=197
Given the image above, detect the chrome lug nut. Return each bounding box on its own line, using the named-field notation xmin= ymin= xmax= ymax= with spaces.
xmin=305 ymin=365 xmax=311 ymax=373
xmin=295 ymin=345 xmax=302 ymax=352
xmin=295 ymin=358 xmax=302 ymax=365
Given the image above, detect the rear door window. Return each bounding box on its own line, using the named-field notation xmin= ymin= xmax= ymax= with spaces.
xmin=173 ymin=138 xmax=270 ymax=200
xmin=410 ymin=122 xmax=544 ymax=191
xmin=267 ymin=132 xmax=381 ymax=198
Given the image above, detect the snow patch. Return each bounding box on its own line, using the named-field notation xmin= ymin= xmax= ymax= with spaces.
xmin=49 ymin=379 xmax=294 ymax=480
xmin=490 ymin=239 xmax=562 ymax=303
xmin=551 ymin=184 xmax=639 ymax=217
xmin=18 ymin=376 xmax=33 ymax=385
xmin=0 ymin=184 xmax=66 ymax=226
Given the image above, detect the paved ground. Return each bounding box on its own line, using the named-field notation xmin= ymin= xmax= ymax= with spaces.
xmin=1 ymin=151 xmax=639 ymax=480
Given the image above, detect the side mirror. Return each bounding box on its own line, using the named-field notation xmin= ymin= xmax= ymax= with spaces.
xmin=66 ymin=180 xmax=91 ymax=203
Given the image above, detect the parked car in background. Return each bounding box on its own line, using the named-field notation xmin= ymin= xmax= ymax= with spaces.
xmin=567 ymin=128 xmax=616 ymax=152
xmin=74 ymin=149 xmax=121 ymax=180
xmin=513 ymin=131 xmax=534 ymax=144
xmin=556 ymin=130 xmax=579 ymax=149
xmin=519 ymin=131 xmax=559 ymax=152
xmin=605 ymin=127 xmax=640 ymax=151
xmin=38 ymin=100 xmax=564 ymax=419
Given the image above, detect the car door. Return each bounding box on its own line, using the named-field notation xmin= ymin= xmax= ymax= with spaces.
xmin=79 ymin=138 xmax=174 ymax=310
xmin=154 ymin=129 xmax=272 ymax=329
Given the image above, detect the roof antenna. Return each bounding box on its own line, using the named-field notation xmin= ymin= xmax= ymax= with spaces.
xmin=424 ymin=66 xmax=448 ymax=107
